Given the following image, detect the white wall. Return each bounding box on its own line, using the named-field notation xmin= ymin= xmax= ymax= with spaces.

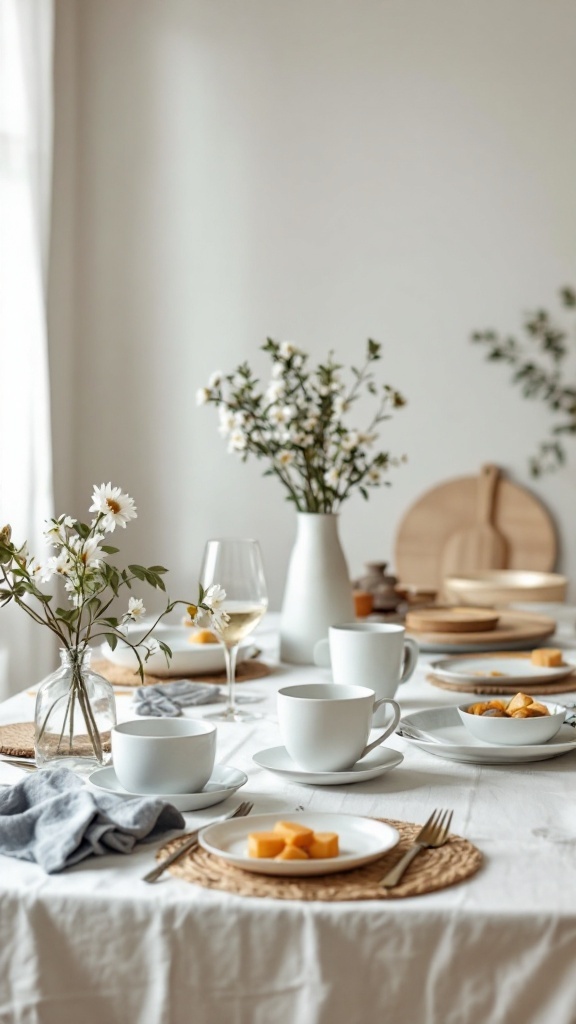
xmin=49 ymin=0 xmax=576 ymax=614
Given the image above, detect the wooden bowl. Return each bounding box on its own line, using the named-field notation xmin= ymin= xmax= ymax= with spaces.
xmin=443 ymin=571 xmax=567 ymax=607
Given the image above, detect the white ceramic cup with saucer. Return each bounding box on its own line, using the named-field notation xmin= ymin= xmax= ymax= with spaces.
xmin=313 ymin=622 xmax=418 ymax=724
xmin=111 ymin=718 xmax=217 ymax=794
xmin=277 ymin=682 xmax=401 ymax=773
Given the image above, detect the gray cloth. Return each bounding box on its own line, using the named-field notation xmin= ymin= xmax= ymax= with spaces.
xmin=0 ymin=768 xmax=185 ymax=873
xmin=133 ymin=679 xmax=220 ymax=717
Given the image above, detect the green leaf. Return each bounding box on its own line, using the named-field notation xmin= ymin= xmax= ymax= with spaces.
xmin=128 ymin=565 xmax=147 ymax=582
xmin=100 ymin=545 xmax=120 ymax=554
xmin=105 ymin=633 xmax=118 ymax=651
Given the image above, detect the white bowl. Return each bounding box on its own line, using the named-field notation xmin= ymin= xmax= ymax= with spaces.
xmin=101 ymin=624 xmax=251 ymax=677
xmin=458 ymin=700 xmax=566 ymax=746
xmin=443 ymin=571 xmax=567 ymax=607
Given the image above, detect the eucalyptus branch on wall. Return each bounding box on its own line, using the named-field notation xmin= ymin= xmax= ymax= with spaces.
xmin=471 ymin=286 xmax=576 ymax=476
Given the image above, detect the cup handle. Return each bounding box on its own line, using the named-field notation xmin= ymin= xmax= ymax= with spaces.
xmin=313 ymin=637 xmax=331 ymax=668
xmin=360 ymin=698 xmax=401 ymax=758
xmin=399 ymin=637 xmax=419 ymax=685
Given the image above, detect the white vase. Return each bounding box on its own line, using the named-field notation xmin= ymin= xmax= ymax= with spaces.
xmin=280 ymin=513 xmax=355 ymax=664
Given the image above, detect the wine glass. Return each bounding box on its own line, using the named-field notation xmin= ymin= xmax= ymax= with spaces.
xmin=199 ymin=538 xmax=268 ymax=722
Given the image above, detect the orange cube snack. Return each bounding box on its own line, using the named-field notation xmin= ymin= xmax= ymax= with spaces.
xmin=275 ymin=845 xmax=310 ymax=861
xmin=248 ymin=832 xmax=286 ymax=859
xmin=308 ymin=833 xmax=340 ymax=859
xmin=273 ymin=821 xmax=315 ymax=848
xmin=506 ymin=692 xmax=533 ymax=715
xmin=530 ymin=648 xmax=563 ymax=668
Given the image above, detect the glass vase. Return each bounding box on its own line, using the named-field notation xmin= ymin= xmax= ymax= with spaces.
xmin=34 ymin=647 xmax=116 ymax=773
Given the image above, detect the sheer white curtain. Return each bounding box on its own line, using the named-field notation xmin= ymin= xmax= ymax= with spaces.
xmin=0 ymin=0 xmax=54 ymax=696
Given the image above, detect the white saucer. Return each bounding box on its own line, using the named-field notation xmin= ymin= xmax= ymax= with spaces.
xmin=252 ymin=745 xmax=403 ymax=785
xmin=398 ymin=707 xmax=576 ymax=764
xmin=87 ymin=763 xmax=248 ymax=811
xmin=199 ymin=812 xmax=400 ymax=876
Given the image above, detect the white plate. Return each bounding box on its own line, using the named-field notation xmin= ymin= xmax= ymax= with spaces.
xmin=398 ymin=707 xmax=576 ymax=764
xmin=417 ymin=633 xmax=555 ymax=654
xmin=252 ymin=745 xmax=403 ymax=785
xmin=199 ymin=812 xmax=400 ymax=876
xmin=430 ymin=653 xmax=576 ymax=686
xmin=100 ymin=624 xmax=253 ymax=677
xmin=87 ymin=763 xmax=248 ymax=811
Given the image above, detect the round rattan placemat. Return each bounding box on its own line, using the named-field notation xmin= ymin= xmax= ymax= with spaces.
xmin=92 ymin=658 xmax=273 ymax=688
xmin=163 ymin=819 xmax=482 ymax=900
xmin=0 ymin=722 xmax=112 ymax=759
xmin=427 ymin=673 xmax=576 ymax=696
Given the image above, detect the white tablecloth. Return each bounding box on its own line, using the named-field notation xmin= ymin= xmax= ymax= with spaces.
xmin=1 ymin=622 xmax=576 ymax=1024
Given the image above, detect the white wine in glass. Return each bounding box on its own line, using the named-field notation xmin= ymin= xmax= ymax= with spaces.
xmin=200 ymin=538 xmax=268 ymax=723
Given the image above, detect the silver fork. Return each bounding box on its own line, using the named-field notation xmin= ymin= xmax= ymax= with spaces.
xmin=143 ymin=800 xmax=254 ymax=884
xmin=380 ymin=808 xmax=453 ymax=888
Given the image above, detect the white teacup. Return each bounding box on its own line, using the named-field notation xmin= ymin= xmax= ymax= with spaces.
xmin=111 ymin=718 xmax=217 ymax=794
xmin=277 ymin=682 xmax=401 ymax=773
xmin=313 ymin=623 xmax=418 ymax=721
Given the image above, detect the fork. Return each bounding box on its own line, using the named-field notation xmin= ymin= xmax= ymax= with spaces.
xmin=143 ymin=800 xmax=254 ymax=883
xmin=380 ymin=808 xmax=453 ymax=888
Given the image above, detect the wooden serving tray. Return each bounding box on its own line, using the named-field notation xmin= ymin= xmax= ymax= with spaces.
xmin=405 ymin=607 xmax=499 ymax=634
xmin=406 ymin=610 xmax=556 ymax=651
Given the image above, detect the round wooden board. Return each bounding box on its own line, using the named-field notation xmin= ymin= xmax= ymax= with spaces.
xmin=405 ymin=606 xmax=500 ymax=633
xmin=394 ymin=472 xmax=557 ymax=590
xmin=406 ymin=610 xmax=556 ymax=650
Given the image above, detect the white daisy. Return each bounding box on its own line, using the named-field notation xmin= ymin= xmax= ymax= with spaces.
xmin=196 ymin=387 xmax=211 ymax=406
xmin=203 ymin=584 xmax=227 ymax=611
xmin=70 ymin=535 xmax=104 ymax=567
xmin=218 ymin=407 xmax=236 ymax=436
xmin=265 ymin=380 xmax=285 ymax=403
xmin=127 ymin=597 xmax=146 ymax=620
xmin=278 ymin=451 xmax=295 ymax=466
xmin=367 ymin=468 xmax=382 ymax=484
xmin=89 ymin=483 xmax=137 ymax=532
xmin=279 ymin=341 xmax=299 ymax=359
xmin=228 ymin=428 xmax=247 ymax=452
xmin=324 ymin=467 xmax=340 ymax=488
xmin=208 ymin=371 xmax=223 ymax=388
xmin=340 ymin=431 xmax=360 ymax=452
xmin=39 ymin=549 xmax=73 ymax=582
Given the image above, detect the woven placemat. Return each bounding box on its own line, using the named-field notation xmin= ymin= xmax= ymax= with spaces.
xmin=92 ymin=657 xmax=273 ymax=688
xmin=0 ymin=722 xmax=111 ymax=759
xmin=427 ymin=672 xmax=576 ymax=696
xmin=163 ymin=819 xmax=482 ymax=900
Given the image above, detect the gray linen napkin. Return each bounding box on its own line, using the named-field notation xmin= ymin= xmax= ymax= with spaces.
xmin=133 ymin=679 xmax=220 ymax=717
xmin=0 ymin=768 xmax=185 ymax=873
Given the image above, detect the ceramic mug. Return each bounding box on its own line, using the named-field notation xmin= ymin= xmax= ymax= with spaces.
xmin=111 ymin=718 xmax=217 ymax=794
xmin=277 ymin=682 xmax=401 ymax=773
xmin=313 ymin=622 xmax=418 ymax=720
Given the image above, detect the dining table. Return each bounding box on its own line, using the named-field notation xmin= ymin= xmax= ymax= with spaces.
xmin=1 ymin=613 xmax=576 ymax=1024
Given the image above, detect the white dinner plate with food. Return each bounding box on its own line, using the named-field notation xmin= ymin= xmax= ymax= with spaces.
xmin=252 ymin=745 xmax=403 ymax=786
xmin=87 ymin=763 xmax=248 ymax=811
xmin=429 ymin=652 xmax=576 ymax=687
xmin=100 ymin=624 xmax=254 ymax=677
xmin=198 ymin=812 xmax=400 ymax=877
xmin=397 ymin=707 xmax=576 ymax=764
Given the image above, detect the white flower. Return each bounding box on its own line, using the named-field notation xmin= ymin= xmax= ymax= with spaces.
xmin=89 ymin=483 xmax=137 ymax=532
xmin=333 ymin=396 xmax=350 ymax=417
xmin=278 ymin=451 xmax=295 ymax=466
xmin=341 ymin=431 xmax=360 ymax=451
xmin=196 ymin=387 xmax=211 ymax=406
xmin=233 ymin=410 xmax=247 ymax=427
xmin=358 ymin=432 xmax=378 ymax=448
xmin=218 ymin=407 xmax=236 ymax=436
xmin=324 ymin=467 xmax=340 ymax=488
xmin=228 ymin=428 xmax=247 ymax=452
xmin=269 ymin=404 xmax=295 ymax=426
xmin=265 ymin=380 xmax=285 ymax=403
xmin=271 ymin=361 xmax=285 ymax=379
xmin=70 ymin=535 xmax=104 ymax=567
xmin=203 ymin=584 xmax=227 ymax=611
xmin=39 ymin=549 xmax=73 ymax=582
xmin=279 ymin=341 xmax=299 ymax=359
xmin=44 ymin=515 xmax=75 ymax=545
xmin=367 ymin=467 xmax=382 ymax=484
xmin=127 ymin=597 xmax=146 ymax=620
xmin=303 ymin=416 xmax=318 ymax=432
xmin=208 ymin=371 xmax=223 ymax=388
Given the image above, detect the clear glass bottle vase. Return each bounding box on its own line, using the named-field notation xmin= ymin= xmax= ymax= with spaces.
xmin=34 ymin=647 xmax=116 ymax=773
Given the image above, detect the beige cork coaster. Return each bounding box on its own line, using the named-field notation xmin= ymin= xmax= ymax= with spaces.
xmin=92 ymin=658 xmax=273 ymax=688
xmin=0 ymin=722 xmax=111 ymax=759
xmin=427 ymin=673 xmax=576 ymax=696
xmin=162 ymin=819 xmax=482 ymax=901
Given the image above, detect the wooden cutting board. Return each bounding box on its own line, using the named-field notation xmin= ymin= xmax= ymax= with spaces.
xmin=394 ymin=467 xmax=557 ymax=590
xmin=440 ymin=464 xmax=508 ymax=578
